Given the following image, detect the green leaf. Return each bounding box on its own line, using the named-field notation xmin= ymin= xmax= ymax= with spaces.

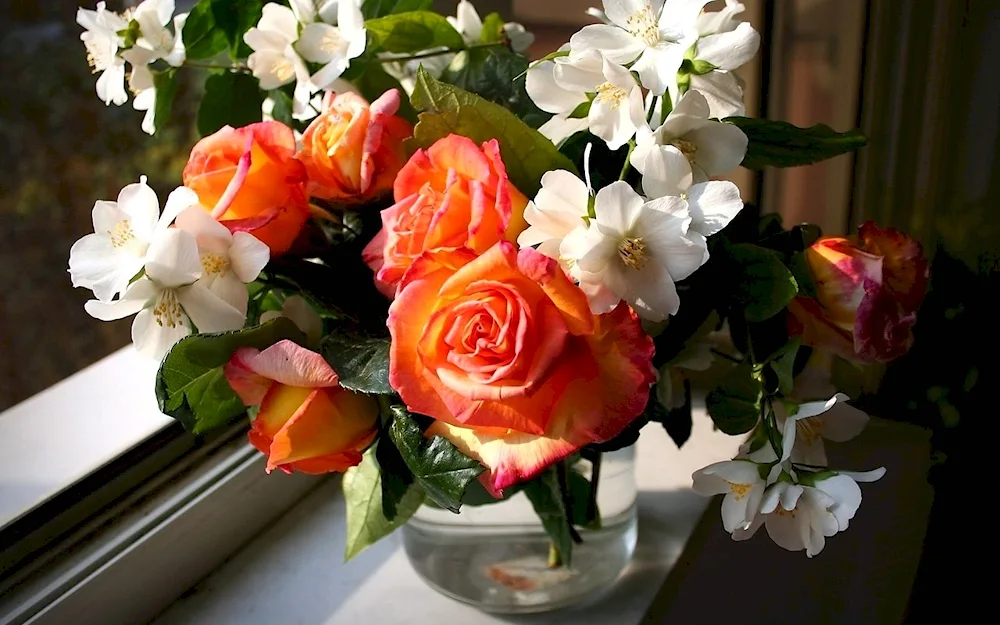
xmin=438 ymin=46 xmax=549 ymax=129
xmin=410 ymin=67 xmax=578 ymax=197
xmin=320 ymin=329 xmax=391 ymax=395
xmin=266 ymin=88 xmax=295 ymax=127
xmin=727 ymin=243 xmax=799 ymax=322
xmin=151 ymin=69 xmax=179 ymax=135
xmin=705 ymin=362 xmax=764 ymax=435
xmin=182 ymin=0 xmax=229 ymax=60
xmin=568 ymin=467 xmax=600 ymax=530
xmin=374 ymin=432 xmax=416 ymax=521
xmin=197 ymin=71 xmax=265 ymax=136
xmin=210 ymin=0 xmax=264 ymax=59
xmin=479 ymin=12 xmax=505 ymax=43
xmin=460 ymin=478 xmax=524 ymax=506
xmin=523 ymin=469 xmax=574 ymax=567
xmin=365 ymin=11 xmax=465 ymax=53
xmin=725 ymin=117 xmax=868 ymax=169
xmin=344 ymin=447 xmax=426 ymax=561
xmin=767 ymin=337 xmax=801 ymax=396
xmin=388 ymin=406 xmax=485 ymax=512
xmin=155 ymin=318 xmax=305 ymax=434
xmin=362 ymin=0 xmax=432 ymax=19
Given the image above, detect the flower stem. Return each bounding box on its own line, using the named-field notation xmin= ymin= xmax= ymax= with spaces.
xmin=379 ymin=41 xmax=505 ymax=63
xmin=618 ymin=140 xmax=636 ymax=181
xmin=547 ymin=543 xmax=563 ymax=568
xmin=183 ymin=60 xmax=251 ymax=73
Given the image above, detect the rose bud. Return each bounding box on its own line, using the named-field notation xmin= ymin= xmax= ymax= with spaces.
xmin=224 ymin=340 xmax=379 ymax=474
xmin=299 ymin=89 xmax=412 ymax=204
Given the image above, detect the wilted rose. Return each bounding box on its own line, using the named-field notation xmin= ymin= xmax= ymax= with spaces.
xmin=789 ymin=221 xmax=929 ymax=362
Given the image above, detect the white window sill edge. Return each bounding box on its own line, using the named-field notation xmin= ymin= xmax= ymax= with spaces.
xmin=0 ymin=347 xmax=172 ymax=528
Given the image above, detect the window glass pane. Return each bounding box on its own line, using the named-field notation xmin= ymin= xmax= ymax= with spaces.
xmin=762 ymin=0 xmax=868 ymax=235
xmin=0 ymin=1 xmax=199 ymax=412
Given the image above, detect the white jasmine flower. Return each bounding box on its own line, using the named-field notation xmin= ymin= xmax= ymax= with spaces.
xmin=560 ymin=181 xmax=709 ymax=320
xmin=174 ymin=207 xmax=270 ymax=317
xmin=733 ymin=471 xmax=883 ymax=558
xmin=537 ymin=114 xmax=591 ymax=145
xmin=692 ymin=459 xmax=767 ymax=533
xmin=527 ymin=49 xmax=644 ymax=150
xmin=569 ymin=0 xmax=710 ymax=95
xmin=69 ymin=178 xmax=197 ymax=302
xmin=127 ymin=0 xmax=186 ymax=67
xmin=295 ymin=0 xmax=367 ymax=90
xmin=447 ymin=0 xmax=535 ymax=52
xmin=77 ymin=1 xmax=130 ymax=105
xmin=517 ymin=169 xmax=591 ymax=260
xmin=128 ymin=65 xmax=157 ymax=136
xmin=774 ymin=394 xmax=871 ymax=467
xmin=630 ymin=90 xmax=749 ymax=196
xmin=84 ymin=229 xmax=246 ymax=361
xmin=684 ymin=0 xmax=760 ymax=117
xmin=244 ymin=4 xmax=319 ymax=120
xmin=260 ymin=295 xmax=324 ymax=346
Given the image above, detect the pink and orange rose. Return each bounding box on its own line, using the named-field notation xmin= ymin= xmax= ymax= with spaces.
xmin=789 ymin=221 xmax=929 ymax=362
xmin=299 ymin=89 xmax=412 ymax=204
xmin=362 ymin=134 xmax=529 ymax=296
xmin=224 ymin=340 xmax=379 ymax=474
xmin=183 ymin=121 xmax=309 ymax=256
xmin=387 ymin=241 xmax=655 ymax=494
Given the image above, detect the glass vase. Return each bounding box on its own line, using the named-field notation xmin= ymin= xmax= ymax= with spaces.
xmin=401 ymin=447 xmax=638 ymax=614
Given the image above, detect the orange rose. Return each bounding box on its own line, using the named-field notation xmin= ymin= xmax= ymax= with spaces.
xmin=183 ymin=121 xmax=309 ymax=256
xmin=362 ymin=134 xmax=529 ymax=295
xmin=789 ymin=221 xmax=929 ymax=362
xmin=299 ymin=89 xmax=412 ymax=203
xmin=387 ymin=242 xmax=655 ymax=494
xmin=224 ymin=340 xmax=378 ymax=474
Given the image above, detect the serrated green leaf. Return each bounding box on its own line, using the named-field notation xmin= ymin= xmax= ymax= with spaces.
xmin=155 ymin=318 xmax=305 ymax=434
xmin=388 ymin=406 xmax=484 ymax=512
xmin=344 ymin=447 xmax=425 ymax=561
xmin=182 ymin=0 xmax=229 ymax=60
xmin=727 ymin=243 xmax=799 ymax=322
xmin=725 ymin=117 xmax=868 ymax=169
xmin=523 ymin=468 xmax=574 ymax=567
xmin=365 ymin=11 xmax=464 ymax=53
xmin=706 ymin=362 xmax=764 ymax=435
xmin=374 ymin=431 xmax=416 ymax=520
xmin=151 ymin=68 xmax=178 ymax=135
xmin=320 ymin=330 xmax=391 ymax=394
xmin=410 ymin=67 xmax=577 ymax=197
xmin=197 ymin=71 xmax=265 ymax=136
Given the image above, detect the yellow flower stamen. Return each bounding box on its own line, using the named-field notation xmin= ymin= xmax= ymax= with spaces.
xmin=201 ymin=253 xmax=230 ymax=277
xmin=108 ymin=220 xmax=135 ymax=248
xmin=153 ymin=291 xmax=185 ymax=328
xmin=595 ymin=82 xmax=628 ymax=109
xmin=625 ymin=6 xmax=660 ymax=47
xmin=618 ymin=236 xmax=648 ymax=270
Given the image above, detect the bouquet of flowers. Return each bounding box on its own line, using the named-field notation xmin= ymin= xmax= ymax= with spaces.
xmin=69 ymin=0 xmax=928 ymax=564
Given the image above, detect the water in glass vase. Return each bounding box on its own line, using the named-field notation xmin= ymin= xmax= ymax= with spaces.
xmin=402 ymin=447 xmax=637 ymax=613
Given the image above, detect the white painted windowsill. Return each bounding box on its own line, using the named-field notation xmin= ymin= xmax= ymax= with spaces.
xmin=0 ymin=347 xmax=171 ymax=528
xmin=152 ymin=410 xmax=743 ymax=625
